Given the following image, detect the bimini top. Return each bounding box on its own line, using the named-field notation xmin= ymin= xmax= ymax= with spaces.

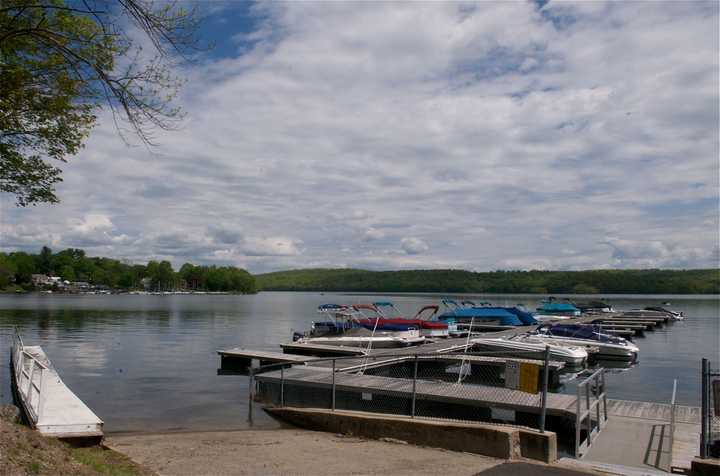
xmin=318 ymin=303 xmax=347 ymax=311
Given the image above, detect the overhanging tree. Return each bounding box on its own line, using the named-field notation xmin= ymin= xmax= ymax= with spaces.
xmin=0 ymin=0 xmax=201 ymax=205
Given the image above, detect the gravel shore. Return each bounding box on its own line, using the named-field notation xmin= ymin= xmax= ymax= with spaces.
xmin=106 ymin=428 xmax=503 ymax=476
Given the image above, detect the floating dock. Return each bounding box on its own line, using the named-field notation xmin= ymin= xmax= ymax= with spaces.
xmin=11 ymin=335 xmax=103 ymax=442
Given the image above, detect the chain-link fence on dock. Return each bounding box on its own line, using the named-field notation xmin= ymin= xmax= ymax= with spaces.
xmin=250 ymin=349 xmax=565 ymax=433
xmin=701 ymin=358 xmax=720 ymax=458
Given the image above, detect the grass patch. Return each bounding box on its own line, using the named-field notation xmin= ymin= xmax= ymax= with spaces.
xmin=71 ymin=446 xmax=147 ymax=476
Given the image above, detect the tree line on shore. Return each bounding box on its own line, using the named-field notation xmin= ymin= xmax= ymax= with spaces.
xmin=255 ymin=268 xmax=719 ymax=294
xmin=1 ymin=247 xmax=716 ymax=295
xmin=0 ymin=247 xmax=256 ymax=294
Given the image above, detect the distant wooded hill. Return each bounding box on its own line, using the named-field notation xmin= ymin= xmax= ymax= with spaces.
xmin=254 ymin=268 xmax=720 ymax=294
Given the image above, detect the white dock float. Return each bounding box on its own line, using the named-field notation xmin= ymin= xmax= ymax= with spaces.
xmin=11 ymin=333 xmax=103 ymax=441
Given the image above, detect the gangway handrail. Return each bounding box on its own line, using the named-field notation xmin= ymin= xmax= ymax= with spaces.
xmin=575 ymin=367 xmax=608 ymax=457
xmin=12 ymin=330 xmax=48 ymax=425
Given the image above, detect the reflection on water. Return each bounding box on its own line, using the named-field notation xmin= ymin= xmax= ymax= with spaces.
xmin=0 ymin=292 xmax=717 ymax=433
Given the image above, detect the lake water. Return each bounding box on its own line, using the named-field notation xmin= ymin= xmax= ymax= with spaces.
xmin=0 ymin=292 xmax=717 ymax=434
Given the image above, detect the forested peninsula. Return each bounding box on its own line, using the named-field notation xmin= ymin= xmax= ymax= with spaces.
xmin=0 ymin=247 xmax=256 ymax=293
xmin=255 ymin=268 xmax=719 ymax=295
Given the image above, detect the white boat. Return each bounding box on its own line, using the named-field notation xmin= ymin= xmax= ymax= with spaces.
xmin=642 ymin=306 xmax=685 ymax=321
xmin=614 ymin=309 xmax=671 ymax=320
xmin=11 ymin=332 xmax=103 ymax=441
xmin=471 ymin=336 xmax=588 ymax=365
xmin=295 ymin=328 xmax=425 ymax=348
xmin=533 ymin=314 xmax=575 ymax=322
xmin=530 ymin=325 xmax=639 ymax=361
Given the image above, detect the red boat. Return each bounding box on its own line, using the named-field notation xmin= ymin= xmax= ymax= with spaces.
xmin=353 ymin=302 xmax=449 ymax=337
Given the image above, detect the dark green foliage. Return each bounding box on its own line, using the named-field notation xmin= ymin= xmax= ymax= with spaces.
xmin=1 ymin=0 xmax=200 ymax=205
xmin=178 ymin=262 xmax=255 ymax=293
xmin=255 ymin=268 xmax=720 ymax=294
xmin=0 ymin=247 xmax=256 ymax=293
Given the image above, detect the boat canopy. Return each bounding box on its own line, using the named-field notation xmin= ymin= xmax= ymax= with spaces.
xmin=318 ymin=303 xmax=347 ymax=310
xmin=413 ymin=305 xmax=439 ymax=319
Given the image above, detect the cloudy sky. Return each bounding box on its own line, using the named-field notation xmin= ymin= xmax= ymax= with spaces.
xmin=1 ymin=1 xmax=718 ymax=273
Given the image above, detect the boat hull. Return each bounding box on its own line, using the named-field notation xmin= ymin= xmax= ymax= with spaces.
xmin=471 ymin=338 xmax=587 ymax=365
xmin=296 ymin=336 xmax=425 ymax=348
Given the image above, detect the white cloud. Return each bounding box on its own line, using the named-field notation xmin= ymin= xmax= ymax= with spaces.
xmin=0 ymin=1 xmax=717 ymax=272
xmin=241 ymin=237 xmax=302 ymax=257
xmin=401 ymin=237 xmax=429 ymax=255
xmin=72 ymin=214 xmax=114 ymax=233
xmin=361 ymin=228 xmax=385 ymax=242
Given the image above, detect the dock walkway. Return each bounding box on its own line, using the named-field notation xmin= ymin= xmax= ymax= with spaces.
xmin=255 ymin=366 xmax=580 ymax=418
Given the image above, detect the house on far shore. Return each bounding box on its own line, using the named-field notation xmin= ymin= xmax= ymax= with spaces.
xmin=31 ymin=274 xmax=65 ymax=288
xmin=31 ymin=274 xmax=50 ymax=286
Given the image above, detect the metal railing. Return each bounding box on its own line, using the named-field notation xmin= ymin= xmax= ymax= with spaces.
xmin=701 ymin=358 xmax=720 ymax=459
xmin=11 ymin=331 xmax=48 ymax=425
xmin=669 ymin=379 xmax=678 ymax=464
xmin=574 ymin=367 xmax=608 ymax=457
xmin=249 ymin=348 xmax=564 ymax=434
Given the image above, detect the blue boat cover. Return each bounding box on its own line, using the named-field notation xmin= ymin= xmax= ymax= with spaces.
xmin=537 ymin=301 xmax=579 ymax=313
xmin=373 ymin=302 xmax=394 ymax=307
xmin=318 ymin=303 xmax=344 ymax=310
xmin=439 ymin=307 xmax=523 ymax=326
xmin=501 ymin=307 xmax=538 ymax=325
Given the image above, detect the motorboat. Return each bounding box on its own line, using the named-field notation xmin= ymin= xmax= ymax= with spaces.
xmin=573 ymin=300 xmax=615 ymax=313
xmin=612 ymin=309 xmax=672 ymax=321
xmin=643 ymin=306 xmax=685 ymax=320
xmin=471 ymin=335 xmax=588 ymax=365
xmin=530 ymin=324 xmax=639 ymax=361
xmin=536 ymin=297 xmax=581 ymax=317
xmin=438 ymin=300 xmax=538 ymax=326
xmin=294 ymin=327 xmax=425 ymax=348
xmin=307 ymin=304 xmax=359 ymax=336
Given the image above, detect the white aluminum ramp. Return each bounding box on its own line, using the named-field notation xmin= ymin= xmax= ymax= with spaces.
xmin=12 ymin=334 xmax=103 ymax=440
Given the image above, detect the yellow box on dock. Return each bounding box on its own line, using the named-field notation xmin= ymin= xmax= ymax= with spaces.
xmin=505 ymin=362 xmax=540 ymax=394
xmin=519 ymin=363 xmax=540 ymax=394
